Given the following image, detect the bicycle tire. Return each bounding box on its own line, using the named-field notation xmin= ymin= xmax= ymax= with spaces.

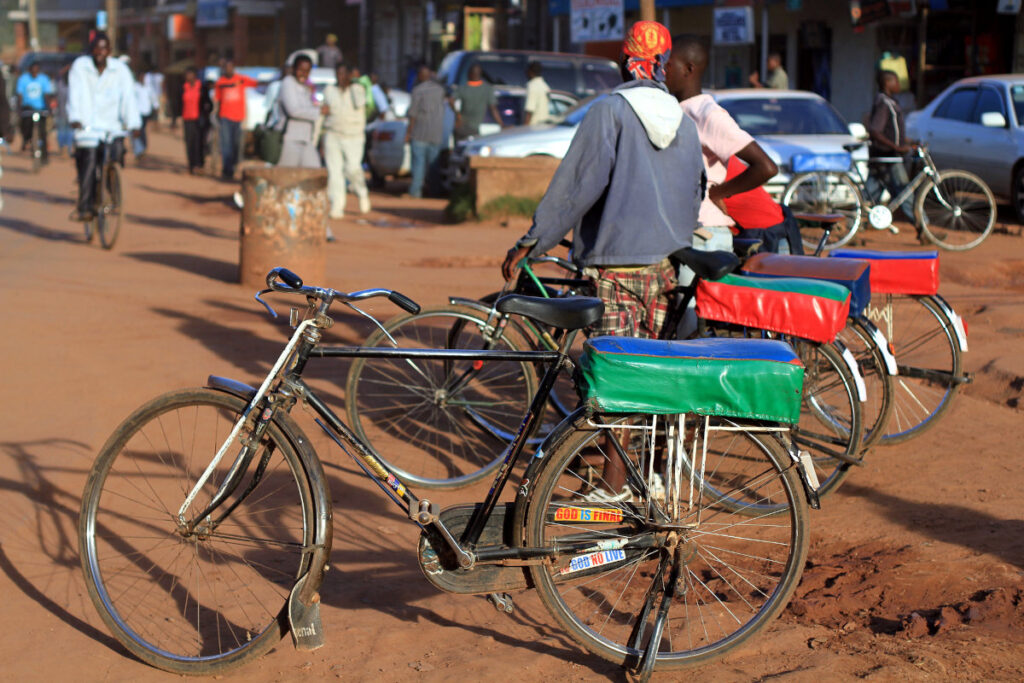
xmin=80 ymin=388 xmax=315 ymax=674
xmin=525 ymin=412 xmax=808 ymax=671
xmin=345 ymin=306 xmax=536 ymax=489
xmin=837 ymin=317 xmax=894 ymax=452
xmin=915 ymin=170 xmax=995 ymax=251
xmin=98 ymin=162 xmax=123 ymax=249
xmin=31 ymin=122 xmax=42 ymax=173
xmin=867 ymin=294 xmax=963 ymax=444
xmin=781 ymin=171 xmax=864 ymax=251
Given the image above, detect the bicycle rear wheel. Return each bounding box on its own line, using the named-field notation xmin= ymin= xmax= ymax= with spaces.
xmin=915 ymin=170 xmax=995 ymax=251
xmin=98 ymin=162 xmax=123 ymax=249
xmin=781 ymin=171 xmax=864 ymax=251
xmin=79 ymin=388 xmax=315 ymax=674
xmin=346 ymin=306 xmax=536 ymax=489
xmin=867 ymin=294 xmax=963 ymax=444
xmin=525 ymin=413 xmax=808 ymax=671
xmin=837 ymin=317 xmax=894 ymax=452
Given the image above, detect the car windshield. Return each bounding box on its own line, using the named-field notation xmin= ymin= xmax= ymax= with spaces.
xmin=560 ymin=94 xmax=607 ymax=126
xmin=719 ymin=96 xmax=849 ymax=135
xmin=1010 ymin=85 xmax=1024 ymax=124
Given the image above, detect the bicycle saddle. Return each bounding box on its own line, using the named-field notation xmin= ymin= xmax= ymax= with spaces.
xmin=495 ymin=295 xmax=604 ymax=330
xmin=670 ymin=248 xmax=739 ymax=281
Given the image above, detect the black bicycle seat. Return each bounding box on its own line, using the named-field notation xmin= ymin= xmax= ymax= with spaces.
xmin=495 ymin=295 xmax=604 ymax=330
xmin=670 ymin=248 xmax=739 ymax=281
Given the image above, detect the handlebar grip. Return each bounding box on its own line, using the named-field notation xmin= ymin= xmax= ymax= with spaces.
xmin=558 ymin=238 xmax=573 ymax=249
xmin=273 ymin=268 xmax=303 ymax=289
xmin=388 ymin=290 xmax=421 ymax=315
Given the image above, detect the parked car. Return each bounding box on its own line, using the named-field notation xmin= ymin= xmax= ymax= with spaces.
xmin=437 ymin=50 xmax=620 ymax=100
xmin=369 ymin=87 xmax=576 ymax=186
xmin=906 ymin=74 xmax=1024 ymax=221
xmin=16 ymin=51 xmax=77 ymax=82
xmin=448 ymin=89 xmax=869 ymax=198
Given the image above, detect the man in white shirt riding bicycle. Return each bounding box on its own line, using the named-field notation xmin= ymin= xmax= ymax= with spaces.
xmin=67 ymin=32 xmax=141 ymax=222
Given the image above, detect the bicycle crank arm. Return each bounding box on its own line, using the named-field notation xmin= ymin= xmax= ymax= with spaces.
xmin=897 ymin=365 xmax=973 ymax=386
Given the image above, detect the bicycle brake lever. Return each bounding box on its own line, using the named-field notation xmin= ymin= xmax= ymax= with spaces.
xmin=254 ymin=288 xmax=279 ymax=319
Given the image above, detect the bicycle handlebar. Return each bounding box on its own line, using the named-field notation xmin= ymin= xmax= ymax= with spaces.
xmin=262 ymin=267 xmax=422 ymax=315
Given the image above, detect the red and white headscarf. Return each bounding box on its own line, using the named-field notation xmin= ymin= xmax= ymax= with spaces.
xmin=621 ymin=21 xmax=672 ymax=83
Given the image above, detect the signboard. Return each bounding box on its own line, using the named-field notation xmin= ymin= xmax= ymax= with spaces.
xmin=849 ymin=0 xmax=890 ymax=28
xmin=713 ymin=7 xmax=754 ymax=46
xmin=997 ymin=0 xmax=1021 ymax=14
xmin=570 ymin=0 xmax=624 ymax=43
xmin=167 ymin=14 xmax=195 ymax=41
xmin=196 ymin=0 xmax=230 ymax=28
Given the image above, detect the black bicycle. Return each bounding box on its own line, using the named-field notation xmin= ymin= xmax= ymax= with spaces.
xmin=81 ymin=132 xmax=124 ymax=249
xmin=22 ymin=108 xmax=49 ymax=173
xmin=80 ymin=268 xmax=818 ymax=678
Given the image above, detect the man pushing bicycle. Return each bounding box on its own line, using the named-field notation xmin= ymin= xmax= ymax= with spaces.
xmin=67 ymin=32 xmax=140 ymax=223
xmin=502 ymin=21 xmax=705 ymax=500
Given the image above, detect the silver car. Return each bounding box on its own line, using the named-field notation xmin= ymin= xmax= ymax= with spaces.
xmin=906 ymin=75 xmax=1024 ymax=221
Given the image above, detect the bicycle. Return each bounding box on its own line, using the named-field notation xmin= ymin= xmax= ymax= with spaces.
xmin=347 ymin=250 xmax=864 ymax=499
xmin=782 ymin=144 xmax=996 ymax=252
xmin=80 ymin=132 xmax=125 ymax=249
xmin=80 ymin=267 xmax=818 ymax=677
xmin=21 ymin=108 xmax=49 ymax=173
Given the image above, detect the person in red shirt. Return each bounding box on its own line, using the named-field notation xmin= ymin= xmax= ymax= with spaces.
xmin=723 ymin=156 xmax=804 ymax=255
xmin=181 ymin=67 xmax=212 ymax=174
xmin=213 ymin=60 xmax=258 ymax=179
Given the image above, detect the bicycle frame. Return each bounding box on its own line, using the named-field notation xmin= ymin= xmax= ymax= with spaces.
xmin=850 ymin=146 xmax=947 ymax=223
xmin=175 ymin=311 xmax=638 ymax=572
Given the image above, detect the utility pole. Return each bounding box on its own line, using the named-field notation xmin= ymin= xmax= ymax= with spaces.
xmin=640 ymin=0 xmax=655 ymax=22
xmin=106 ymin=0 xmax=118 ymax=50
xmin=28 ymin=0 xmax=40 ymax=50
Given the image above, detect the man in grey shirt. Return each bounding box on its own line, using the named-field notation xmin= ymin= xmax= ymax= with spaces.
xmin=277 ymin=54 xmax=328 ymax=168
xmin=404 ymin=66 xmax=447 ymax=198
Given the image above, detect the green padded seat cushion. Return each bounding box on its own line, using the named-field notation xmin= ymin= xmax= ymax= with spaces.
xmin=578 ymin=336 xmax=805 ymax=424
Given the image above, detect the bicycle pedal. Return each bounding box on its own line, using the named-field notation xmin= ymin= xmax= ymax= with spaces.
xmin=486 ymin=592 xmax=515 ymax=614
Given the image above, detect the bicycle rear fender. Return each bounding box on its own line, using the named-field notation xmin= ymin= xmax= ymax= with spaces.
xmin=851 ymin=317 xmax=898 ymax=375
xmin=930 ymin=294 xmax=969 ymax=353
xmin=207 ymin=375 xmax=333 ymax=651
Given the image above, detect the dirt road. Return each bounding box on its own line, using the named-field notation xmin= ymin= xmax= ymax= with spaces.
xmin=1 ymin=131 xmax=1022 ymax=681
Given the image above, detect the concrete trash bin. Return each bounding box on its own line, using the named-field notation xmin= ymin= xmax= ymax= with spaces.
xmin=238 ymin=167 xmax=329 ymax=289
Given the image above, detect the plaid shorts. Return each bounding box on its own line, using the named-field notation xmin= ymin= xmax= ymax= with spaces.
xmin=583 ymin=258 xmax=677 ymax=339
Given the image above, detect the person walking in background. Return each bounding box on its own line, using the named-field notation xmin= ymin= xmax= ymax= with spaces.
xmin=523 ymin=61 xmax=551 ymax=125
xmin=404 ymin=66 xmax=446 ymax=198
xmin=132 ymin=70 xmax=154 ymax=159
xmin=277 ymin=54 xmax=327 ymax=168
xmin=317 ymin=34 xmax=343 ymax=70
xmin=143 ymin=64 xmax=164 ymax=126
xmin=16 ymin=62 xmax=54 ymax=152
xmin=369 ymin=73 xmax=390 ymax=120
xmin=866 ymin=69 xmax=920 ymax=240
xmin=454 ymin=63 xmax=502 ymax=141
xmin=213 ymin=60 xmax=257 ymax=179
xmin=350 ymin=66 xmax=377 ymax=121
xmin=55 ymin=66 xmax=73 ymax=155
xmin=749 ymin=52 xmax=789 ymax=89
xmin=181 ymin=66 xmax=211 ymax=174
xmin=323 ymin=63 xmax=370 ymax=219
xmin=0 ymin=65 xmax=8 ymax=212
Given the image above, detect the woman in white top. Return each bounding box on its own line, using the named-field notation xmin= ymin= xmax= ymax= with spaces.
xmin=277 ymin=55 xmax=327 ymax=168
xmin=322 ymin=64 xmax=370 ymax=218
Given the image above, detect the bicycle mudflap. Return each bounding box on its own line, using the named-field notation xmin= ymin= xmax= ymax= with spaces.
xmin=418 ymin=503 xmax=531 ymax=594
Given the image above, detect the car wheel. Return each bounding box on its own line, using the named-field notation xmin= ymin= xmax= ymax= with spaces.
xmin=1013 ymin=164 xmax=1024 ymax=224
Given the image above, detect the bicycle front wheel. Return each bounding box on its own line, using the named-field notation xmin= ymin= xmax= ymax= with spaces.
xmin=867 ymin=294 xmax=963 ymax=444
xmin=915 ymin=170 xmax=995 ymax=251
xmin=525 ymin=413 xmax=808 ymax=671
xmin=346 ymin=306 xmax=536 ymax=489
xmin=98 ymin=162 xmax=123 ymax=249
xmin=79 ymin=388 xmax=315 ymax=674
xmin=782 ymin=171 xmax=864 ymax=251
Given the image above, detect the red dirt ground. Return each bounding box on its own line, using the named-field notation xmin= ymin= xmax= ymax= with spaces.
xmin=1 ymin=131 xmax=1022 ymax=681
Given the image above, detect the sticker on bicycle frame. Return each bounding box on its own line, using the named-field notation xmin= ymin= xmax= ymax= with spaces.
xmin=559 ymin=549 xmax=626 ymax=575
xmin=554 ymin=507 xmax=623 ymax=523
xmin=363 ymin=455 xmax=389 ymax=479
xmin=386 ymin=474 xmax=406 ymax=498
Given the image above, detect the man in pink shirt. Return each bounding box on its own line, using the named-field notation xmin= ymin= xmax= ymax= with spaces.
xmin=665 ymin=35 xmax=777 ymax=241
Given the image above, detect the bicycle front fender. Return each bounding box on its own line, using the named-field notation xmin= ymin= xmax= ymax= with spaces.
xmin=206 ymin=375 xmax=334 ymax=645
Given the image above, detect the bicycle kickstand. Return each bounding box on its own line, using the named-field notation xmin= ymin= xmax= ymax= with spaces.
xmin=486 ymin=592 xmax=515 ymax=614
xmin=629 ymin=544 xmax=684 ymax=682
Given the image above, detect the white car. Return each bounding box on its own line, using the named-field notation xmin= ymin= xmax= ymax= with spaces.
xmin=448 ymin=89 xmax=869 ymax=197
xmin=907 ymin=74 xmax=1024 ymax=221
